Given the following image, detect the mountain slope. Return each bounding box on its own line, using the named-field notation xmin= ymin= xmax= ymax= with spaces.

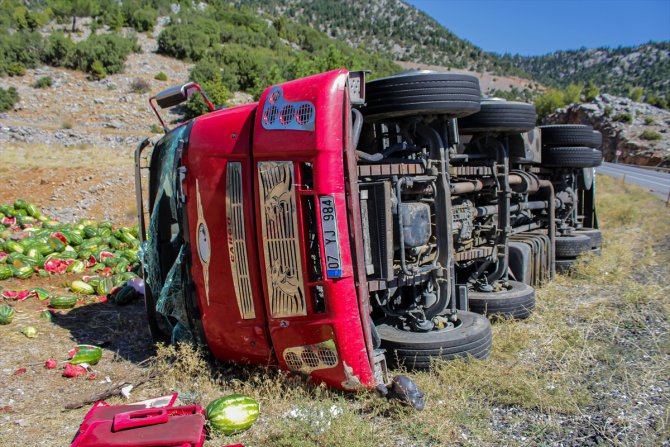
xmin=241 ymin=0 xmax=669 ymax=101
xmin=238 ymin=0 xmax=528 ymax=77
xmin=506 ymin=42 xmax=670 ymax=98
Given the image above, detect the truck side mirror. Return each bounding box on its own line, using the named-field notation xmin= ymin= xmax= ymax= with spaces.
xmin=149 ymin=82 xmax=215 ymax=132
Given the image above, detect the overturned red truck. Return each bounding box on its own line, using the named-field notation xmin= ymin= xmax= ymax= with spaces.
xmin=136 ymin=70 xmax=602 ymax=401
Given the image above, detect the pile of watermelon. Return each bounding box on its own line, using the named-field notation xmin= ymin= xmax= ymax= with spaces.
xmin=0 ymin=200 xmax=141 ymax=283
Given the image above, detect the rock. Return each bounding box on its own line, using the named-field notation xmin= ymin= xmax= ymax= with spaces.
xmin=544 ymin=94 xmax=670 ymax=167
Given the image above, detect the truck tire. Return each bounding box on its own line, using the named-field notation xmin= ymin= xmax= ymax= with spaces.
xmin=362 ymin=72 xmax=481 ymax=121
xmin=377 ymin=311 xmax=492 ymax=369
xmin=576 ymin=228 xmax=602 ymax=249
xmin=556 ymin=258 xmax=577 ymax=274
xmin=591 ymin=148 xmax=603 ymax=166
xmin=468 ymin=281 xmax=535 ymax=319
xmin=540 ymin=124 xmax=601 ymax=148
xmin=458 ymin=100 xmax=536 ymax=134
xmin=591 ymin=130 xmax=603 ymax=148
xmin=555 ymin=234 xmax=592 ymax=258
xmin=542 ymin=146 xmax=601 ymax=168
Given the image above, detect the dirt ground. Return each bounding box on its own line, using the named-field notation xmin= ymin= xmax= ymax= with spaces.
xmin=1 ymin=144 xmax=668 ymax=447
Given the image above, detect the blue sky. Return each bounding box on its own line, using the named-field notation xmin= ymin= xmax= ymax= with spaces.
xmin=406 ymin=0 xmax=670 ymax=56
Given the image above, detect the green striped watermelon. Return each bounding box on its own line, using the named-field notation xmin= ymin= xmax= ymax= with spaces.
xmin=205 ymin=395 xmax=259 ymax=435
xmin=49 ymin=296 xmax=77 ymax=309
xmin=0 ymin=305 xmax=15 ymax=324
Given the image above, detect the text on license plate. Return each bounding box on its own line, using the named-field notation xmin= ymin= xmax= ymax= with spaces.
xmin=319 ymin=196 xmax=342 ymax=278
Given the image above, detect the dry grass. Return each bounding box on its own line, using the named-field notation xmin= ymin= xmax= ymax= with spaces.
xmin=0 ymin=143 xmax=134 ymax=169
xmin=1 ymin=175 xmax=668 ymax=446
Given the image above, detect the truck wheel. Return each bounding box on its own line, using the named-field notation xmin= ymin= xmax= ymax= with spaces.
xmin=591 ymin=130 xmax=603 ymax=148
xmin=591 ymin=148 xmax=603 ymax=166
xmin=575 ymin=228 xmax=602 ymax=249
xmin=362 ymin=72 xmax=481 ymax=121
xmin=377 ymin=311 xmax=492 ymax=369
xmin=457 ymin=100 xmax=536 ymax=134
xmin=556 ymin=258 xmax=577 ymax=274
xmin=468 ymin=281 xmax=535 ymax=319
xmin=555 ymin=234 xmax=592 ymax=258
xmin=540 ymin=125 xmax=601 ymax=148
xmin=541 ymin=146 xmax=601 ymax=168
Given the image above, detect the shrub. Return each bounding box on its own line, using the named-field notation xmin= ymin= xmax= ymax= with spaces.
xmin=150 ymin=123 xmax=163 ymax=133
xmin=640 ymin=130 xmax=662 ymax=141
xmin=157 ymin=25 xmax=212 ymax=61
xmin=154 ymin=71 xmax=168 ymax=81
xmin=604 ymin=106 xmax=613 ymax=117
xmin=644 ymin=117 xmax=656 ymax=125
xmin=32 ymin=76 xmax=53 ymax=88
xmin=0 ymin=87 xmax=20 ymax=112
xmin=584 ymin=82 xmax=600 ymax=102
xmin=0 ymin=31 xmax=43 ymax=76
xmin=629 ymin=86 xmax=643 ymax=102
xmin=130 ymin=78 xmax=150 ymax=94
xmin=90 ymin=60 xmax=106 ymax=79
xmin=42 ymin=32 xmax=76 ymax=67
xmin=130 ymin=8 xmax=158 ymax=33
xmin=614 ymin=112 xmax=633 ymax=124
xmin=61 ymin=119 xmax=73 ymax=129
xmin=74 ymin=34 xmax=138 ymax=76
xmin=534 ymin=88 xmax=566 ymax=121
xmin=184 ymin=72 xmax=232 ymax=119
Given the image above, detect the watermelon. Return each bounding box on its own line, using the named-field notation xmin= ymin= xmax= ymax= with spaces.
xmin=25 ymin=203 xmax=40 ymax=218
xmin=66 ymin=260 xmax=86 ymax=274
xmin=96 ymin=277 xmax=114 ymax=296
xmin=13 ymin=266 xmax=33 ymax=279
xmin=0 ymin=266 xmax=12 ymax=280
xmin=70 ymin=344 xmax=102 ymax=365
xmin=13 ymin=199 xmax=26 ymax=209
xmin=40 ymin=309 xmax=52 ymax=321
xmin=111 ymin=285 xmax=138 ymax=305
xmin=43 ymin=220 xmax=62 ymax=229
xmin=70 ymin=280 xmax=95 ymax=295
xmin=205 ymin=395 xmax=260 ymax=435
xmin=48 ymin=237 xmax=65 ymax=252
xmin=0 ymin=305 xmax=15 ymax=324
xmin=21 ymin=326 xmax=37 ymax=338
xmin=5 ymin=241 xmax=23 ymax=254
xmin=32 ymin=288 xmax=50 ymax=301
xmin=49 ymin=296 xmax=77 ymax=309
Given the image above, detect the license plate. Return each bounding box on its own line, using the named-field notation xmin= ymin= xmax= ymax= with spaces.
xmin=319 ymin=196 xmax=342 ymax=278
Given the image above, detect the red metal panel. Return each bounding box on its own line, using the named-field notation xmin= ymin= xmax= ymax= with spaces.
xmin=184 ymin=103 xmax=275 ymax=365
xmin=252 ymin=70 xmax=376 ymax=390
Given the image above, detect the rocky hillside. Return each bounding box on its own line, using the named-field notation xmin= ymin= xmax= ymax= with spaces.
xmin=544 ymin=94 xmax=670 ymax=166
xmin=244 ymin=0 xmax=669 ymax=101
xmin=240 ymin=0 xmax=527 ymax=76
xmin=508 ymin=42 xmax=670 ymax=99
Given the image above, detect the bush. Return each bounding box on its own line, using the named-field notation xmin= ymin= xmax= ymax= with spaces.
xmin=130 ymin=8 xmax=157 ymax=33
xmin=74 ymin=34 xmax=138 ymax=77
xmin=640 ymin=130 xmax=662 ymax=141
xmin=154 ymin=71 xmax=168 ymax=81
xmin=614 ymin=112 xmax=633 ymax=124
xmin=130 ymin=78 xmax=150 ymax=94
xmin=157 ymin=25 xmax=213 ymax=61
xmin=604 ymin=106 xmax=613 ymax=117
xmin=584 ymin=82 xmax=599 ymax=102
xmin=0 ymin=87 xmax=20 ymax=112
xmin=32 ymin=76 xmax=53 ymax=88
xmin=61 ymin=119 xmax=73 ymax=129
xmin=629 ymin=86 xmax=643 ymax=102
xmin=534 ymin=88 xmax=565 ymax=121
xmin=0 ymin=31 xmax=43 ymax=76
xmin=184 ymin=72 xmax=232 ymax=119
xmin=42 ymin=32 xmax=76 ymax=67
xmin=644 ymin=117 xmax=656 ymax=125
xmin=150 ymin=123 xmax=163 ymax=133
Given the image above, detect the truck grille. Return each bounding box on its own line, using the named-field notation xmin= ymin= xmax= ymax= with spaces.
xmin=226 ymin=162 xmax=256 ymax=320
xmin=258 ymin=161 xmax=307 ymax=318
